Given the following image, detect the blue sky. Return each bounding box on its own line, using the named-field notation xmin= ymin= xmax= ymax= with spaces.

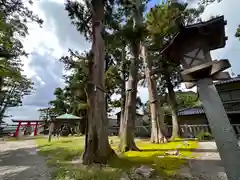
xmin=3 ymin=0 xmax=240 ymax=123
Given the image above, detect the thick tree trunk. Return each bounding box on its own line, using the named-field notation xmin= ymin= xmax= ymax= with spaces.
xmin=0 ymin=77 xmax=3 ymax=105
xmin=81 ymin=0 xmax=115 ymax=165
xmin=119 ymin=86 xmax=125 ymax=136
xmin=119 ymin=86 xmax=139 ymax=152
xmin=142 ymin=46 xmax=167 ymax=143
xmin=119 ymin=50 xmax=126 ymax=136
xmin=119 ymin=0 xmax=142 ymax=152
xmin=119 ymin=45 xmax=139 ymax=152
xmin=165 ymin=73 xmax=179 ymax=140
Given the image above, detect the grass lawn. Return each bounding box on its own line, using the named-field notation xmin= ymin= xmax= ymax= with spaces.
xmin=4 ymin=136 xmax=46 ymax=141
xmin=36 ymin=136 xmax=198 ymax=180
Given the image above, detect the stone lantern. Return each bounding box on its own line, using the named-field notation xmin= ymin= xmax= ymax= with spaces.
xmin=161 ymin=16 xmax=240 ymax=179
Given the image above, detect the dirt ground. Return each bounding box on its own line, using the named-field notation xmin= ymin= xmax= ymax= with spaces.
xmin=0 ymin=139 xmax=51 ymax=180
xmin=179 ymin=141 xmax=227 ymax=180
xmin=0 ymin=138 xmax=231 ymax=180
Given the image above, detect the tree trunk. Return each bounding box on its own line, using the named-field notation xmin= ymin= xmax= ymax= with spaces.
xmin=119 ymin=0 xmax=145 ymax=152
xmin=119 ymin=84 xmax=125 ymax=136
xmin=119 ymin=86 xmax=139 ymax=152
xmin=81 ymin=0 xmax=115 ymax=165
xmin=142 ymin=46 xmax=167 ymax=143
xmin=119 ymin=44 xmax=140 ymax=152
xmin=0 ymin=77 xmax=3 ymax=106
xmin=165 ymin=73 xmax=179 ymax=140
xmin=119 ymin=50 xmax=126 ymax=136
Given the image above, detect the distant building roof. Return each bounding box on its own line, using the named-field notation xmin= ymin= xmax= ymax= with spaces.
xmin=176 ymin=76 xmax=240 ymax=116
xmin=178 ymin=107 xmax=205 ymax=116
xmin=12 ymin=119 xmax=44 ymax=123
xmin=215 ymin=76 xmax=240 ymax=85
xmin=56 ymin=113 xmax=82 ymax=120
xmin=115 ymin=111 xmax=143 ymax=116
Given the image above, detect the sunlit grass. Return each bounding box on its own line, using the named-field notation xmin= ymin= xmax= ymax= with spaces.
xmin=5 ymin=135 xmax=45 ymax=141
xmin=36 ymin=136 xmax=198 ymax=180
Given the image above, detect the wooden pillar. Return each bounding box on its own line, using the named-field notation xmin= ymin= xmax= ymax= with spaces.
xmin=197 ymin=78 xmax=240 ymax=180
xmin=34 ymin=122 xmax=38 ymax=136
xmin=48 ymin=122 xmax=55 ymax=142
xmin=15 ymin=122 xmax=22 ymax=137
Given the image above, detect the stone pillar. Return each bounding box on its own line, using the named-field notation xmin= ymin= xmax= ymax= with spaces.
xmin=180 ymin=49 xmax=240 ymax=180
xmin=197 ymin=78 xmax=240 ymax=180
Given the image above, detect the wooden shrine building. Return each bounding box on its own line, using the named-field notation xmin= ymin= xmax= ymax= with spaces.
xmin=48 ymin=113 xmax=82 ymax=142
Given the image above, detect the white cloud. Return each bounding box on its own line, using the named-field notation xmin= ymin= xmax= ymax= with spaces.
xmin=4 ymin=0 xmax=240 ymax=124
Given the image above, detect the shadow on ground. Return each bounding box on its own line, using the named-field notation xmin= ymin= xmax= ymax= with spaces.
xmin=0 ymin=142 xmax=51 ymax=180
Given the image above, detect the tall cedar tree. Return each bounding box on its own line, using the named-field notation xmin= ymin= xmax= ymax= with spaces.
xmin=65 ymin=0 xmax=118 ymax=164
xmin=146 ymin=2 xmax=204 ymax=140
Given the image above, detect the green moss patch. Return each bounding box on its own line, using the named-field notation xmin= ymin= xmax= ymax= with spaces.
xmin=36 ymin=137 xmax=198 ymax=180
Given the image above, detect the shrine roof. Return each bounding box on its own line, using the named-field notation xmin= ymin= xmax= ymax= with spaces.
xmin=55 ymin=113 xmax=82 ymax=120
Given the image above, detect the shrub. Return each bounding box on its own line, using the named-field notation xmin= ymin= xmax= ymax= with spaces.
xmin=196 ymin=131 xmax=213 ymax=140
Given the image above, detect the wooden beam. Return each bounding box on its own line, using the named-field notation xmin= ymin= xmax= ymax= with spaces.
xmin=212 ymin=72 xmax=230 ymax=80
xmin=210 ymin=59 xmax=231 ymax=76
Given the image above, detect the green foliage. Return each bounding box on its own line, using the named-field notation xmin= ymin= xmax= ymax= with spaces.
xmin=235 ymin=25 xmax=240 ymax=40
xmin=175 ymin=91 xmax=200 ymax=110
xmin=61 ymin=0 xmax=208 ymax=120
xmin=0 ymin=57 xmax=21 ymax=78
xmin=49 ymin=87 xmax=69 ymax=115
xmin=161 ymin=91 xmax=200 ymax=115
xmin=196 ymin=130 xmax=213 ymax=141
xmin=0 ymin=0 xmax=42 ymax=59
xmin=47 ymin=51 xmax=98 ymax=116
xmin=0 ymin=0 xmax=42 ymax=120
xmin=0 ymin=75 xmax=33 ymax=120
xmin=145 ymin=2 xmax=205 ymax=113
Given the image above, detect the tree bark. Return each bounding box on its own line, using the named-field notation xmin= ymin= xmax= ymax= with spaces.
xmin=119 ymin=86 xmax=139 ymax=152
xmin=165 ymin=73 xmax=179 ymax=140
xmin=142 ymin=46 xmax=167 ymax=143
xmin=119 ymin=83 xmax=125 ymax=136
xmin=81 ymin=0 xmax=115 ymax=165
xmin=119 ymin=0 xmax=145 ymax=152
xmin=119 ymin=43 xmax=140 ymax=152
xmin=119 ymin=50 xmax=126 ymax=136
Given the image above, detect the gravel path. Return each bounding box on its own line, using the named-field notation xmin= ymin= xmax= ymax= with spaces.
xmin=0 ymin=139 xmax=51 ymax=180
xmin=180 ymin=141 xmax=227 ymax=180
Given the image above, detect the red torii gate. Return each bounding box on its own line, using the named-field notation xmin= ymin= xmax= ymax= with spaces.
xmin=12 ymin=119 xmax=44 ymax=137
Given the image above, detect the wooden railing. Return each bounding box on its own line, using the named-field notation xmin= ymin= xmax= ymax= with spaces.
xmin=167 ymin=124 xmax=210 ymax=138
xmin=108 ymin=124 xmax=240 ymax=138
xmin=232 ymin=124 xmax=240 ymax=136
xmin=108 ymin=125 xmax=151 ymax=136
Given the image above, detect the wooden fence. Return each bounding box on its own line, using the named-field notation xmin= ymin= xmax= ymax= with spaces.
xmin=109 ymin=124 xmax=240 ymax=138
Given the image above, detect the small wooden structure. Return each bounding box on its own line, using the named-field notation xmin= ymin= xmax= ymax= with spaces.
xmin=48 ymin=113 xmax=82 ymax=142
xmin=12 ymin=119 xmax=44 ymax=137
xmin=161 ymin=16 xmax=240 ymax=179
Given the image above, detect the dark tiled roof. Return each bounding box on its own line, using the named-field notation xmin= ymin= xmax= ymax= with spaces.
xmin=115 ymin=111 xmax=143 ymax=116
xmin=177 ymin=76 xmax=240 ymax=116
xmin=178 ymin=107 xmax=204 ymax=116
xmin=215 ymin=76 xmax=240 ymax=85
